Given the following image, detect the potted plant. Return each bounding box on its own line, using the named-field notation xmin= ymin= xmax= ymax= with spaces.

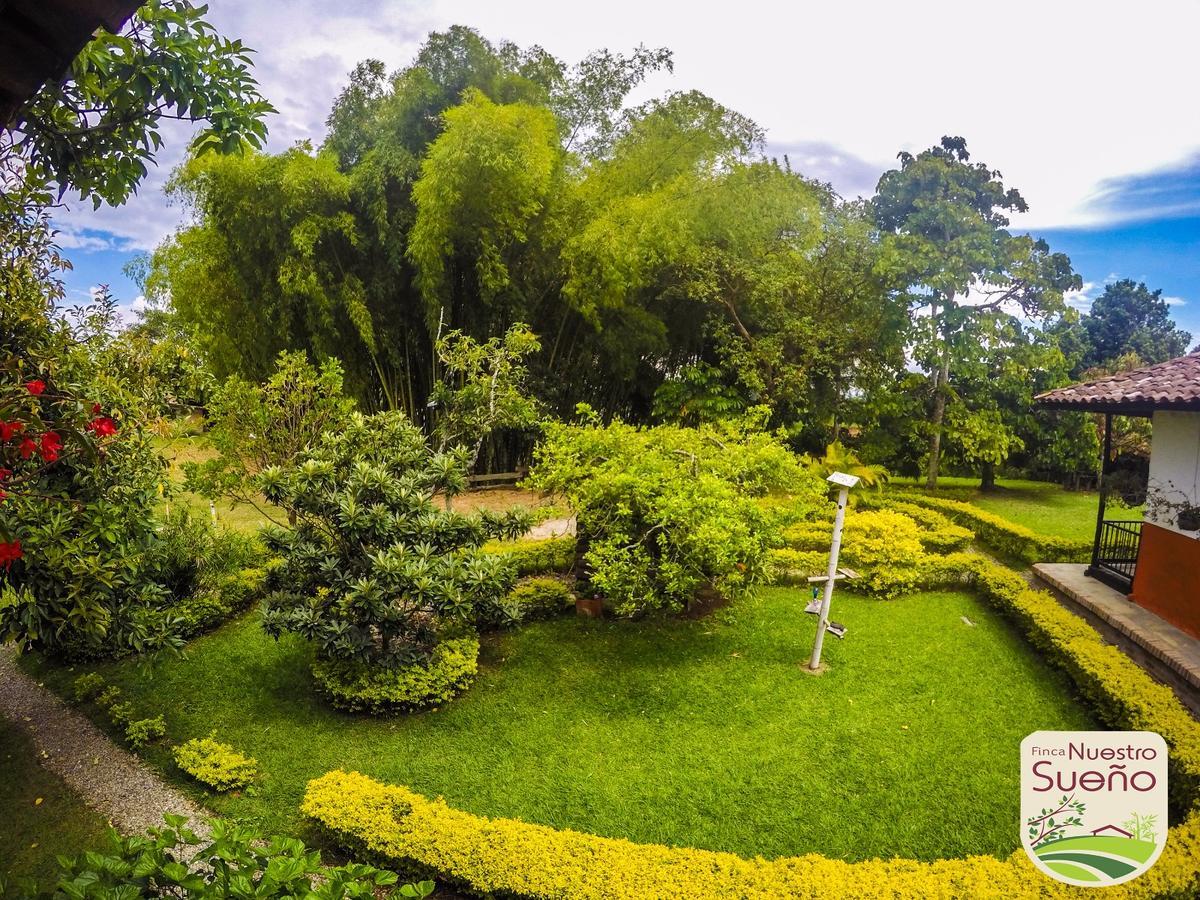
xmin=1145 ymin=480 xmax=1200 ymax=534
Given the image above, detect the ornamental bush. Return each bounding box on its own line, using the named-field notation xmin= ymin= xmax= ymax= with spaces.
xmin=527 ymin=412 xmax=822 ymax=615
xmin=72 ymin=672 xmax=106 ymax=703
xmin=482 ymin=535 xmax=576 ymax=576
xmin=173 ymin=735 xmax=258 ymax=791
xmin=856 ymin=494 xmax=974 ymax=552
xmin=312 ymin=634 xmax=480 ymax=713
xmin=259 ymin=411 xmax=529 ymax=703
xmin=125 ymin=715 xmax=166 ymax=750
xmin=782 ymin=508 xmax=927 ymax=599
xmin=477 ymin=576 xmax=574 ymax=627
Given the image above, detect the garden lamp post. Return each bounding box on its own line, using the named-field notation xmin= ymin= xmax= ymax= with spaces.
xmin=808 ymin=471 xmax=860 ymax=671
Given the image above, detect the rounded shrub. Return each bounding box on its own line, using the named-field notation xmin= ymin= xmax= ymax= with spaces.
xmin=173 ymin=735 xmax=258 ymax=791
xmin=508 ymin=577 xmax=574 ymax=620
xmin=311 ymin=634 xmax=480 ymax=714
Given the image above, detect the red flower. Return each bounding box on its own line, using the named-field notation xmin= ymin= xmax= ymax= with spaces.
xmin=25 ymin=380 xmax=46 ymax=396
xmin=0 ymin=468 xmax=10 ymax=482
xmin=0 ymin=540 xmax=22 ymax=569
xmin=88 ymin=417 xmax=117 ymax=438
xmin=39 ymin=432 xmax=63 ymax=462
xmin=92 ymin=403 xmax=102 ymax=415
xmin=18 ymin=437 xmax=36 ymax=459
xmin=0 ymin=421 xmax=23 ymax=442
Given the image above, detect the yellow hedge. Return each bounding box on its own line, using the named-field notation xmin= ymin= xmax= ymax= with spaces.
xmin=303 ymin=553 xmax=1200 ymax=899
xmin=303 ymin=771 xmax=1200 ymax=899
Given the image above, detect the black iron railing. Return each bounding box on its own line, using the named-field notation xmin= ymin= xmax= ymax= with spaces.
xmin=1087 ymin=520 xmax=1142 ymax=593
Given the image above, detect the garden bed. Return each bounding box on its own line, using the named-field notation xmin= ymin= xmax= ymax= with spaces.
xmin=23 ymin=585 xmax=1093 ymax=863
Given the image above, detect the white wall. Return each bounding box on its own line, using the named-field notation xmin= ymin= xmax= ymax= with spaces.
xmin=1146 ymin=411 xmax=1200 ymax=535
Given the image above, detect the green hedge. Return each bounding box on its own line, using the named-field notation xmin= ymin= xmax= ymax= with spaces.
xmin=891 ymin=491 xmax=1090 ymax=564
xmin=856 ymin=494 xmax=974 ymax=553
xmin=483 ymin=536 xmax=576 ymax=576
xmin=310 ymin=635 xmax=480 ymax=714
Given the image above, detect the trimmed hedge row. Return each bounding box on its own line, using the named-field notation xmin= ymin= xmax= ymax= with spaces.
xmin=855 ymin=494 xmax=974 ymax=553
xmin=891 ymin=491 xmax=1090 ymax=564
xmin=303 ymin=553 xmax=1200 ymax=899
xmin=483 ymin=536 xmax=576 ymax=576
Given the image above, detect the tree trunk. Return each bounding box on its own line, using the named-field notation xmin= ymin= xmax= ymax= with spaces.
xmin=980 ymin=461 xmax=996 ymax=491
xmin=925 ymin=346 xmax=951 ymax=489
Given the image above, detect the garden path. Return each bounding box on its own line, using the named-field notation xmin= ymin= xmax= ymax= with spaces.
xmin=0 ymin=644 xmax=211 ymax=842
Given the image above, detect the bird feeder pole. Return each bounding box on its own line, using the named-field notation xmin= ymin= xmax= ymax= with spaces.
xmin=809 ymin=471 xmax=859 ymax=670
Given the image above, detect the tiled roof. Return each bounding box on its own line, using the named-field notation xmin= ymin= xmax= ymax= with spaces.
xmin=1035 ymin=353 xmax=1200 ymax=415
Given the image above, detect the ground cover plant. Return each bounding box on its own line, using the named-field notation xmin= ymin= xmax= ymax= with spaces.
xmin=24 ymin=582 xmax=1094 ymax=863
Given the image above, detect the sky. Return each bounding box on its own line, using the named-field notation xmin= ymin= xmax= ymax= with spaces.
xmin=52 ymin=0 xmax=1200 ymax=340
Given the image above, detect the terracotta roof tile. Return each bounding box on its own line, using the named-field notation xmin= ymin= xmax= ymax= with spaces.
xmin=1035 ymin=353 xmax=1200 ymax=414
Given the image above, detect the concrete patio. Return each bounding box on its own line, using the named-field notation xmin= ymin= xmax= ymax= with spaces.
xmin=1033 ymin=562 xmax=1200 ymax=717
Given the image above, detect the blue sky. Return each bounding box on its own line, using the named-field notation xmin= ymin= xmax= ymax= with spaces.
xmin=50 ymin=0 xmax=1200 ymax=341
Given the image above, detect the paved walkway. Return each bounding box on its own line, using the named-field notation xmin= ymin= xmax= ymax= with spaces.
xmin=0 ymin=644 xmax=211 ymax=840
xmin=1033 ymin=562 xmax=1200 ymax=717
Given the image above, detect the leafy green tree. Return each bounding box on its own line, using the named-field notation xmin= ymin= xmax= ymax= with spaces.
xmin=873 ymin=136 xmax=1081 ymax=487
xmin=259 ymin=411 xmax=529 ymax=672
xmin=4 ymin=0 xmax=272 ymax=210
xmin=429 ymin=324 xmax=541 ymax=469
xmin=183 ymin=352 xmax=355 ymax=522
xmin=528 ymin=411 xmax=822 ymax=615
xmin=1080 ymin=279 xmax=1193 ymax=369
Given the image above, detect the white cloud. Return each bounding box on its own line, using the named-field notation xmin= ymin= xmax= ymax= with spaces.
xmin=49 ymin=0 xmax=1200 ymax=248
xmin=1164 ymin=296 xmax=1188 ymax=307
xmin=1064 ymin=281 xmax=1098 ymax=312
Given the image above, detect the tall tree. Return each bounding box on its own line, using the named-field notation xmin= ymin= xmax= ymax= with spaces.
xmin=1080 ymin=279 xmax=1193 ymax=370
xmin=873 ymin=136 xmax=1080 ymax=487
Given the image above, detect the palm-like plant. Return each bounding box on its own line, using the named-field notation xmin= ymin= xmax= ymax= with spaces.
xmin=804 ymin=441 xmax=889 ymax=489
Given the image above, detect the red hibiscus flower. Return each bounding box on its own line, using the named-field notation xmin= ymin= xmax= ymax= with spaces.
xmin=0 ymin=540 xmax=22 ymax=569
xmin=0 ymin=468 xmax=10 ymax=482
xmin=25 ymin=380 xmax=46 ymax=396
xmin=39 ymin=432 xmax=63 ymax=462
xmin=18 ymin=437 xmax=37 ymax=459
xmin=88 ymin=417 xmax=118 ymax=437
xmin=0 ymin=421 xmax=23 ymax=442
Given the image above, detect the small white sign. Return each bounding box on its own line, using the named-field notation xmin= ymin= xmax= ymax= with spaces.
xmin=826 ymin=471 xmax=861 ymax=488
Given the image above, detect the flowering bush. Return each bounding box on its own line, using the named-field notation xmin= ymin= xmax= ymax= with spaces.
xmin=527 ymin=412 xmax=823 ymax=615
xmin=259 ymin=411 xmax=529 ymax=707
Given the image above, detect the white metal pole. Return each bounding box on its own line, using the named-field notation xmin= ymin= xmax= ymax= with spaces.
xmin=809 ymin=485 xmax=850 ymax=670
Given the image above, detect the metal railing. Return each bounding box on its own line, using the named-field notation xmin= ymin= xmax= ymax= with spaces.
xmin=1088 ymin=520 xmax=1142 ymax=593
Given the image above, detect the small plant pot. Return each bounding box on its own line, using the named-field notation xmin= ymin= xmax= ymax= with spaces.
xmin=576 ymin=596 xmax=604 ymax=618
xmin=1177 ymin=509 xmax=1200 ymax=532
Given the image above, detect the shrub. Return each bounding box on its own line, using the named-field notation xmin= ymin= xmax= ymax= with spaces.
xmin=766 ymin=548 xmax=827 ymax=585
xmin=303 ymin=771 xmax=1200 ymax=900
xmin=173 ymin=735 xmax=258 ymax=791
xmin=891 ymin=491 xmax=1089 ymax=563
xmin=95 ymin=685 xmax=121 ymax=710
xmin=0 ymin=291 xmax=178 ymax=661
xmin=107 ymin=701 xmax=137 ymax=728
xmin=311 ymin=635 xmax=480 ymax=714
xmin=783 ymin=509 xmax=927 ymax=599
xmin=856 ymin=494 xmax=974 ymax=552
xmin=125 ymin=715 xmax=166 ymax=750
xmin=0 ymin=814 xmax=414 ymax=899
xmin=506 ymin=577 xmax=574 ymax=621
xmin=483 ymin=535 xmax=575 ymax=576
xmin=72 ymin=672 xmax=106 ymax=703
xmin=527 ymin=413 xmax=824 ymax=615
xmin=259 ymin=411 xmax=527 ymax=708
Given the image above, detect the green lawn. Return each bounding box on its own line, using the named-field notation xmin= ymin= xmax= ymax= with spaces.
xmin=0 ymin=720 xmax=112 ymax=888
xmin=892 ymin=476 xmax=1141 ymax=543
xmin=25 ymin=586 xmax=1095 ymax=863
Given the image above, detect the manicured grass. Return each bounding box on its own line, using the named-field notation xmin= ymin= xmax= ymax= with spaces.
xmin=892 ymin=476 xmax=1141 ymax=543
xmin=26 ymin=586 xmax=1095 ymax=863
xmin=0 ymin=720 xmax=112 ymax=888
xmin=154 ymin=432 xmax=281 ymax=532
